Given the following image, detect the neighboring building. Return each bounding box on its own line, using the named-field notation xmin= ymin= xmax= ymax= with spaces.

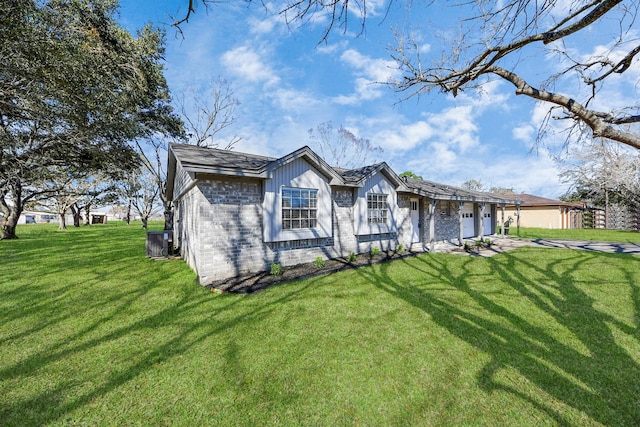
xmin=17 ymin=211 xmax=58 ymax=225
xmin=166 ymin=144 xmax=517 ymax=284
xmin=16 ymin=210 xmax=112 ymax=226
xmin=503 ymin=194 xmax=585 ymax=229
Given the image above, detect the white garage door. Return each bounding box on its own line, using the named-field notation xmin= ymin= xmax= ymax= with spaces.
xmin=483 ymin=211 xmax=492 ymax=236
xmin=461 ymin=204 xmax=475 ymax=238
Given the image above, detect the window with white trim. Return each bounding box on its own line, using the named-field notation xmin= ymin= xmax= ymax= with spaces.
xmin=367 ymin=193 xmax=388 ymax=224
xmin=282 ymin=187 xmax=318 ymax=229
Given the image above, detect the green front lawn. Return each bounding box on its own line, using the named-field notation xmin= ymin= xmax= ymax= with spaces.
xmin=1 ymin=223 xmax=639 ymax=425
xmin=515 ymin=226 xmax=640 ymax=242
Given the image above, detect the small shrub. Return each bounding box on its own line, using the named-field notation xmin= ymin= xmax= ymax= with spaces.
xmin=464 ymin=242 xmax=472 ymax=251
xmin=475 ymin=239 xmax=484 ymax=248
xmin=484 ymin=238 xmax=492 ymax=246
xmin=347 ymin=252 xmax=357 ymax=263
xmin=397 ymin=243 xmax=405 ymax=254
xmin=314 ymin=257 xmax=325 ymax=268
xmin=370 ymin=246 xmax=380 ymax=257
xmin=270 ymin=262 xmax=283 ymax=276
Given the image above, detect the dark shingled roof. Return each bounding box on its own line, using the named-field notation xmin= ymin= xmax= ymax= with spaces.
xmin=168 ymin=143 xmax=518 ymax=205
xmin=406 ymin=178 xmax=516 ymax=203
xmin=335 ymin=164 xmax=385 ymax=185
xmin=170 ymin=143 xmax=275 ymax=174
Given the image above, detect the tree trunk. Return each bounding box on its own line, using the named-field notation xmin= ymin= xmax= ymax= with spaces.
xmin=141 ymin=216 xmax=148 ymax=229
xmin=126 ymin=199 xmax=132 ymax=225
xmin=70 ymin=204 xmax=81 ymax=227
xmin=163 ymin=201 xmax=172 ymax=231
xmin=84 ymin=204 xmax=91 ymax=226
xmin=58 ymin=212 xmax=67 ymax=230
xmin=1 ymin=221 xmax=18 ymax=239
xmin=1 ymin=181 xmax=22 ymax=239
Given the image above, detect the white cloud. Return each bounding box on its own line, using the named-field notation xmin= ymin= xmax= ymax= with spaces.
xmin=425 ymin=142 xmax=457 ymax=171
xmin=453 ymin=79 xmax=510 ymax=110
xmin=513 ymin=124 xmax=535 ymax=142
xmin=248 ymin=17 xmax=277 ymax=35
xmin=317 ymin=40 xmax=349 ymax=55
xmin=481 ymin=151 xmax=567 ymax=198
xmin=271 ymin=88 xmax=322 ymax=112
xmin=335 ymin=49 xmax=400 ymax=103
xmin=427 ymin=105 xmax=479 ymax=153
xmin=375 ymin=121 xmax=434 ymax=151
xmin=221 ymin=45 xmax=281 ymax=87
xmin=398 ymin=146 xmax=565 ymax=199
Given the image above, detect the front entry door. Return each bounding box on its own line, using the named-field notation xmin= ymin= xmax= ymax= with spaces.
xmin=410 ymin=199 xmax=420 ymax=243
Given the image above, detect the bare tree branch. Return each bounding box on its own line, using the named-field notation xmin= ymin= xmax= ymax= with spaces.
xmin=180 ymin=77 xmax=241 ymax=148
xmin=486 ymin=65 xmax=640 ymax=149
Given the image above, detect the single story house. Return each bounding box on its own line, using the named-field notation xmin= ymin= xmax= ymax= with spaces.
xmin=167 ymin=144 xmax=518 ymax=284
xmin=502 ymin=194 xmax=585 ymax=229
xmin=17 ymin=210 xmax=58 ymax=225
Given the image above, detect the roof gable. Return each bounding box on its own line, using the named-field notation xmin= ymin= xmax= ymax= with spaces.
xmin=336 ymin=163 xmax=408 ymax=189
xmin=266 ymin=146 xmax=344 ymax=185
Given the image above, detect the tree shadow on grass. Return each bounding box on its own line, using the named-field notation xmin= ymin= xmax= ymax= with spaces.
xmin=0 ymin=267 xmax=322 ymax=426
xmin=0 ymin=223 xmax=327 ymax=425
xmin=354 ymin=249 xmax=640 ymax=426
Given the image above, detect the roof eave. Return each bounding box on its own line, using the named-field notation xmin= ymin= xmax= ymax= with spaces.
xmin=166 ymin=146 xmax=178 ymax=200
xmin=186 ymin=165 xmax=267 ymax=179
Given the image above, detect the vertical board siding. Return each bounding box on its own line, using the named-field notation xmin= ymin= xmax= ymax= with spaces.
xmin=263 ymin=157 xmax=332 ymax=242
xmin=354 ymin=172 xmax=399 ymax=236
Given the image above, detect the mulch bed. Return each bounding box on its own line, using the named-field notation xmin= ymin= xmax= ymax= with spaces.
xmin=205 ymin=251 xmax=420 ymax=294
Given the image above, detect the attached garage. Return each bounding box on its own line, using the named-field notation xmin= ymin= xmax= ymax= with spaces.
xmin=483 ymin=211 xmax=492 ymax=235
xmin=461 ymin=203 xmax=475 ymax=238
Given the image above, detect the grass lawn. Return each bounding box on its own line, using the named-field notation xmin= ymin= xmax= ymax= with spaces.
xmin=1 ymin=223 xmax=639 ymax=426
xmin=514 ymin=226 xmax=640 ymax=242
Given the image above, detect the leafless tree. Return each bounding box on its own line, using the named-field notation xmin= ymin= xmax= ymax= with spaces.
xmin=560 ymin=139 xmax=640 ymax=225
xmin=173 ymin=1 xmax=639 ymax=151
xmin=36 ymin=170 xmax=118 ymax=229
xmin=308 ymin=121 xmax=383 ymax=168
xmin=180 ymin=77 xmax=241 ymax=149
xmin=132 ymin=77 xmax=239 ymax=230
xmin=461 ymin=179 xmax=486 ymax=192
xmin=135 ymin=138 xmax=174 ymax=230
xmin=117 ymin=168 xmax=161 ymax=229
xmin=130 ymin=169 xmax=162 ymax=229
xmin=389 ymin=0 xmax=640 ymax=150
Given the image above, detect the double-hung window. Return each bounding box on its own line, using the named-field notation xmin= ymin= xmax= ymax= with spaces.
xmin=282 ymin=187 xmax=318 ymax=229
xmin=367 ymin=193 xmax=388 ymax=224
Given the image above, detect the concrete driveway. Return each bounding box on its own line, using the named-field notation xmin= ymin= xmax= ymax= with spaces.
xmin=442 ymin=237 xmax=640 ymax=257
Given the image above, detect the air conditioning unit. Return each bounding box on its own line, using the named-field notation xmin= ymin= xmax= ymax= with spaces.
xmin=146 ymin=231 xmax=172 ymax=257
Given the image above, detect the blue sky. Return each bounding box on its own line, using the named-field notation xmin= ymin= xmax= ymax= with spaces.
xmin=115 ymin=0 xmax=622 ymax=199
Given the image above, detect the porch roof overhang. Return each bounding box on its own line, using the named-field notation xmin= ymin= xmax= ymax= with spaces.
xmin=401 ymin=178 xmax=520 ymax=205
